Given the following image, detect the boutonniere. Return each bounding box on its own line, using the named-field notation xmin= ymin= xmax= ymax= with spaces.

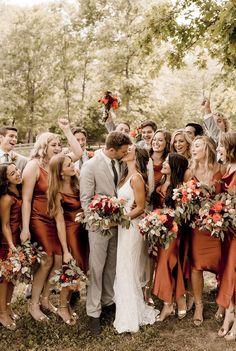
xmin=10 ymin=152 xmax=17 ymax=162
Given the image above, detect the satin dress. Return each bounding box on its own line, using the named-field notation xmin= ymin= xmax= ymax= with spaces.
xmin=30 ymin=167 xmax=62 ymax=256
xmin=0 ymin=194 xmax=22 ymax=260
xmin=216 ymin=171 xmax=236 ymax=308
xmin=190 ymin=171 xmax=223 ymax=274
xmin=60 ymin=192 xmax=89 ymax=273
xmin=152 ymin=189 xmax=185 ymax=303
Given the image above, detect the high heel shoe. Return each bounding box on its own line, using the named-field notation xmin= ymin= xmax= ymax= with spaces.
xmin=57 ymin=305 xmax=76 ymax=326
xmin=28 ymin=302 xmax=49 ymax=322
xmin=6 ymin=303 xmax=20 ymax=321
xmin=177 ymin=296 xmax=187 ymax=320
xmin=224 ymin=331 xmax=236 ymax=341
xmin=156 ymin=302 xmax=175 ymax=322
xmin=0 ymin=311 xmax=16 ymax=331
xmin=186 ymin=292 xmax=194 ymax=312
xmin=215 ymin=306 xmax=225 ymax=323
xmin=67 ymin=301 xmax=79 ymax=320
xmin=40 ymin=296 xmax=58 ymax=314
xmin=218 ymin=309 xmax=234 ymax=337
xmin=193 ymin=302 xmax=203 ymax=327
xmin=178 ymin=309 xmax=187 ymax=320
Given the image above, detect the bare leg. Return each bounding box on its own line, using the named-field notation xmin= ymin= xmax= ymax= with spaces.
xmin=156 ymin=300 xmax=175 ymax=322
xmin=144 ymin=257 xmax=155 ymax=305
xmin=176 ymin=294 xmax=187 ymax=319
xmin=28 ymin=254 xmax=53 ymax=321
xmin=225 ymin=304 xmax=236 ymax=341
xmin=218 ymin=300 xmax=234 ymax=337
xmin=6 ymin=282 xmax=19 ymax=320
xmin=191 ymin=268 xmax=204 ymax=326
xmin=0 ymin=280 xmax=16 ymax=330
xmin=57 ymin=287 xmax=76 ymax=325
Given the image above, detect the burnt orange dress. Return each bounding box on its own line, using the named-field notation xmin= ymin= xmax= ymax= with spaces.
xmin=153 ymin=163 xmax=163 ymax=187
xmin=190 ymin=171 xmax=223 ymax=273
xmin=60 ymin=192 xmax=89 ymax=273
xmin=152 ymin=190 xmax=185 ymax=303
xmin=216 ymin=170 xmax=236 ymax=308
xmin=0 ymin=194 xmax=22 ymax=260
xmin=30 ymin=167 xmax=62 ymax=256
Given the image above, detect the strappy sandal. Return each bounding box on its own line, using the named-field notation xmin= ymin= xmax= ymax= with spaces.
xmin=67 ymin=301 xmax=79 ymax=320
xmin=218 ymin=309 xmax=235 ymax=337
xmin=215 ymin=306 xmax=225 ymax=322
xmin=0 ymin=311 xmax=16 ymax=331
xmin=186 ymin=291 xmax=194 ymax=312
xmin=28 ymin=302 xmax=49 ymax=322
xmin=6 ymin=303 xmax=20 ymax=321
xmin=40 ymin=296 xmax=58 ymax=314
xmin=57 ymin=305 xmax=76 ymax=326
xmin=143 ymin=286 xmax=155 ymax=306
xmin=156 ymin=302 xmax=175 ymax=322
xmin=225 ymin=331 xmax=236 ymax=341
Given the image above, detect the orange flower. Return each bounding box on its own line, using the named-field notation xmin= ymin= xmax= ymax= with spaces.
xmin=172 ymin=222 xmax=178 ymax=233
xmin=159 ymin=214 xmax=167 ymax=223
xmin=211 ymin=202 xmax=223 ymax=212
xmin=212 ymin=213 xmax=222 ymax=223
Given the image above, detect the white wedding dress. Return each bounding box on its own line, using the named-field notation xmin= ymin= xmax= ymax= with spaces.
xmin=113 ymin=175 xmax=158 ymax=333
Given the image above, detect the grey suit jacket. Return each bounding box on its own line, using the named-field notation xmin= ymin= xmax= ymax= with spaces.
xmin=80 ymin=149 xmax=123 ymax=210
xmin=14 ymin=153 xmax=28 ymax=172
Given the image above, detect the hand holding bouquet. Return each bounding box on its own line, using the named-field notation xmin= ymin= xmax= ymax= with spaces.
xmin=98 ymin=91 xmax=120 ymax=122
xmin=138 ymin=208 xmax=178 ymax=255
xmin=196 ymin=192 xmax=236 ymax=240
xmin=173 ymin=179 xmax=212 ymax=225
xmin=50 ymin=259 xmax=87 ymax=291
xmin=75 ymin=194 xmax=131 ymax=236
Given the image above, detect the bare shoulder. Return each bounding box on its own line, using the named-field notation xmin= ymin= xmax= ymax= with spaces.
xmin=130 ymin=173 xmax=145 ymax=187
xmin=0 ymin=194 xmax=12 ymax=206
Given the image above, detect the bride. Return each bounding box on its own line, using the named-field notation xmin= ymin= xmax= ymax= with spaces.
xmin=113 ymin=145 xmax=159 ymax=333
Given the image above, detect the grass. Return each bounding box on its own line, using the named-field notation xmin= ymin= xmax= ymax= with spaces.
xmin=0 ymin=275 xmax=235 ymax=351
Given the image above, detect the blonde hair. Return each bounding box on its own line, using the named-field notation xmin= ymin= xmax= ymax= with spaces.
xmin=190 ymin=136 xmax=217 ymax=177
xmin=47 ymin=154 xmax=79 ymax=217
xmin=30 ymin=132 xmax=61 ymax=163
xmin=220 ymin=132 xmax=236 ymax=163
xmin=170 ymin=129 xmax=192 ymax=159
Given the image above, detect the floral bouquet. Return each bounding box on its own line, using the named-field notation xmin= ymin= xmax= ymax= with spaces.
xmin=196 ymin=192 xmax=236 ymax=240
xmin=138 ymin=208 xmax=178 ymax=255
xmin=75 ymin=194 xmax=131 ymax=236
xmin=98 ymin=91 xmax=120 ymax=122
xmin=50 ymin=259 xmax=87 ymax=291
xmin=0 ymin=241 xmax=44 ymax=284
xmin=172 ymin=179 xmax=212 ymax=226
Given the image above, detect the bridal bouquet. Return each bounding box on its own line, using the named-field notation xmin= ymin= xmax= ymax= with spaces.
xmin=50 ymin=259 xmax=87 ymax=291
xmin=196 ymin=193 xmax=236 ymax=240
xmin=75 ymin=194 xmax=131 ymax=236
xmin=0 ymin=241 xmax=44 ymax=284
xmin=98 ymin=91 xmax=120 ymax=122
xmin=138 ymin=208 xmax=178 ymax=255
xmin=172 ymin=179 xmax=212 ymax=225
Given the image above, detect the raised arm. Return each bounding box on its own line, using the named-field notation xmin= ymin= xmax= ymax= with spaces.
xmin=0 ymin=195 xmax=15 ymax=250
xmin=58 ymin=117 xmax=83 ymax=161
xmin=20 ymin=160 xmax=39 ymax=243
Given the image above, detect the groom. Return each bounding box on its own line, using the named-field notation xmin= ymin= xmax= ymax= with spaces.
xmin=80 ymin=131 xmax=132 ymax=335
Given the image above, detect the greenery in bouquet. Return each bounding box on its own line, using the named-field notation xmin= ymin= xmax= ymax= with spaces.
xmin=75 ymin=194 xmax=131 ymax=236
xmin=138 ymin=208 xmax=178 ymax=255
xmin=172 ymin=179 xmax=213 ymax=225
xmin=196 ymin=192 xmax=236 ymax=240
xmin=0 ymin=241 xmax=44 ymax=284
xmin=50 ymin=259 xmax=87 ymax=291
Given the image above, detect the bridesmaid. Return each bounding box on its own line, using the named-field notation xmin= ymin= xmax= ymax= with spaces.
xmin=0 ymin=163 xmax=22 ymax=330
xmin=170 ymin=129 xmax=192 ymax=160
xmin=20 ymin=118 xmax=83 ymax=322
xmin=152 ymin=153 xmax=189 ymax=321
xmin=216 ymin=132 xmax=236 ymax=340
xmin=144 ymin=129 xmax=171 ymax=304
xmin=189 ymin=136 xmax=225 ymax=326
xmin=47 ymin=153 xmax=89 ymax=323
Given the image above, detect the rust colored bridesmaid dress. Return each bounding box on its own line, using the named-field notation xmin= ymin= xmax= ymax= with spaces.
xmin=30 ymin=167 xmax=62 ymax=256
xmin=60 ymin=192 xmax=89 ymax=273
xmin=190 ymin=171 xmax=223 ymax=274
xmin=153 ymin=163 xmax=163 ymax=187
xmin=216 ymin=171 xmax=236 ymax=308
xmin=0 ymin=194 xmax=22 ymax=260
xmin=152 ymin=189 xmax=185 ymax=303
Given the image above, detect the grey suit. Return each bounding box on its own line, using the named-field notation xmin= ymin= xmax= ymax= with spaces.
xmin=80 ymin=149 xmax=123 ymax=318
xmin=13 ymin=153 xmax=28 ymax=172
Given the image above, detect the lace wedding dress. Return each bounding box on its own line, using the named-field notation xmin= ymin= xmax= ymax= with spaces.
xmin=113 ymin=175 xmax=158 ymax=333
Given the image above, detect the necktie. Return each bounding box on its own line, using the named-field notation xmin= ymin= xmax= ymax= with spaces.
xmin=3 ymin=153 xmax=9 ymax=162
xmin=111 ymin=160 xmax=118 ymax=187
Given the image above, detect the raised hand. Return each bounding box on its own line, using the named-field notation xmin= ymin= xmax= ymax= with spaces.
xmin=58 ymin=117 xmax=70 ymax=132
xmin=201 ymin=97 xmax=211 ymax=114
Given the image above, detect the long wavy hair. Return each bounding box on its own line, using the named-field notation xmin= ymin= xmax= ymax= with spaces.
xmin=30 ymin=132 xmax=61 ymax=164
xmin=0 ymin=163 xmax=22 ymax=196
xmin=152 ymin=153 xmax=188 ymax=209
xmin=120 ymin=146 xmax=149 ymax=191
xmin=220 ymin=132 xmax=236 ymax=163
xmin=170 ymin=129 xmax=192 ymax=159
xmin=149 ymin=129 xmax=171 ymax=160
xmin=47 ymin=154 xmax=79 ymax=218
xmin=190 ymin=136 xmax=217 ymax=178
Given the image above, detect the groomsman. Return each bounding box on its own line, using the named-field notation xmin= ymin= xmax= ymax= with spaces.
xmin=80 ymin=131 xmax=132 ymax=335
xmin=105 ymin=112 xmax=130 ymax=135
xmin=137 ymin=120 xmax=157 ymax=150
xmin=0 ymin=126 xmax=28 ymax=171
